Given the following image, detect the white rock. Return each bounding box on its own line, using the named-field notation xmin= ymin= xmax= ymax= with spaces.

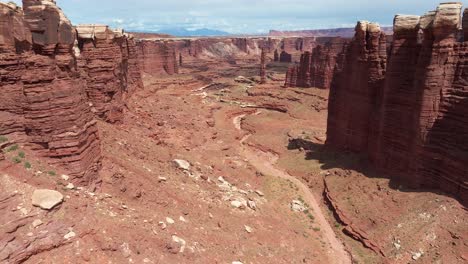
xmin=232 ymin=261 xmax=244 ymax=264
xmin=158 ymin=221 xmax=167 ymax=230
xmin=32 ymin=189 xmax=64 ymax=210
xmin=32 ymin=219 xmax=43 ymax=228
xmin=231 ymin=200 xmax=242 ymax=208
xmin=412 ymin=250 xmax=424 ymax=260
xmin=27 ymin=232 xmax=34 ymax=237
xmin=173 ymin=159 xmax=191 ymax=170
xmin=65 ymin=183 xmax=75 ymax=190
xmin=166 ymin=217 xmax=175 ymax=224
xmin=158 ymin=177 xmax=167 ymax=182
xmin=179 ymin=216 xmax=187 ymax=222
xmin=393 ymin=240 xmax=401 ymax=250
xmin=64 ymin=231 xmax=76 ymax=240
xmin=172 ymin=235 xmax=186 ymax=253
xmin=244 ymin=225 xmax=253 ymax=233
xmin=61 ymin=174 xmax=70 ymax=181
xmin=291 ymin=200 xmax=306 ymax=212
xmin=248 ymin=200 xmax=257 ymax=210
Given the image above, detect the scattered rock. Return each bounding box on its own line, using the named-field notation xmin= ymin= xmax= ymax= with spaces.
xmin=61 ymin=174 xmax=70 ymax=181
xmin=247 ymin=200 xmax=257 ymax=210
xmin=412 ymin=250 xmax=424 ymax=260
xmin=159 ymin=221 xmax=167 ymax=230
xmin=32 ymin=219 xmax=43 ymax=228
xmin=244 ymin=225 xmax=253 ymax=233
xmin=173 ymin=159 xmax=191 ymax=170
xmin=32 ymin=189 xmax=64 ymax=210
xmin=291 ymin=200 xmax=307 ymax=212
xmin=179 ymin=216 xmax=187 ymax=222
xmin=171 ymin=235 xmax=186 ymax=253
xmin=121 ymin=242 xmax=132 ymax=258
xmin=158 ymin=177 xmax=167 ymax=182
xmin=166 ymin=217 xmax=175 ymax=224
xmin=232 ymin=261 xmax=244 ymax=264
xmin=65 ymin=183 xmax=75 ymax=190
xmin=64 ymin=231 xmax=76 ymax=240
xmin=255 ymin=190 xmax=265 ymax=197
xmin=235 ymin=76 xmax=254 ymax=84
xmin=393 ymin=240 xmax=401 ymax=250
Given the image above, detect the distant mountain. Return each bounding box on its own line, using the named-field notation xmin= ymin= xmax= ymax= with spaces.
xmin=269 ymin=27 xmax=393 ymax=38
xmin=154 ymin=28 xmax=231 ymax=37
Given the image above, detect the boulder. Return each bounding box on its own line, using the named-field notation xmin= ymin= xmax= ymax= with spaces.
xmin=32 ymin=189 xmax=64 ymax=210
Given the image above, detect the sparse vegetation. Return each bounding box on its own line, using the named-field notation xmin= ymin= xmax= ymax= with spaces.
xmin=5 ymin=144 xmax=18 ymax=152
xmin=48 ymin=171 xmax=56 ymax=176
xmin=12 ymin=156 xmax=22 ymax=164
xmin=24 ymin=161 xmax=32 ymax=169
xmin=0 ymin=136 xmax=8 ymax=143
xmin=18 ymin=151 xmax=25 ymax=159
xmin=313 ymin=227 xmax=321 ymax=232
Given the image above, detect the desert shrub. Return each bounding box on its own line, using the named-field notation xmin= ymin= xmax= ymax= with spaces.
xmin=6 ymin=144 xmax=18 ymax=152
xmin=24 ymin=161 xmax=32 ymax=169
xmin=12 ymin=157 xmax=21 ymax=164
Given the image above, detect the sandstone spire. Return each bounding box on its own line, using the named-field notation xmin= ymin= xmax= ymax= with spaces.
xmin=260 ymin=47 xmax=267 ymax=84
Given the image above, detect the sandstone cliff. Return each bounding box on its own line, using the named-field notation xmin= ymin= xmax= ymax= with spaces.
xmin=76 ymin=25 xmax=143 ymax=123
xmin=136 ymin=40 xmax=179 ymax=75
xmin=326 ymin=3 xmax=468 ymax=204
xmin=284 ymin=37 xmax=349 ymax=89
xmin=0 ymin=1 xmax=101 ymax=184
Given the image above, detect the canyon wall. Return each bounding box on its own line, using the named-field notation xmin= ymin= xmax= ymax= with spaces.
xmin=325 ymin=2 xmax=468 ymax=204
xmin=0 ymin=1 xmax=144 ymax=184
xmin=284 ymin=37 xmax=349 ymax=89
xmin=76 ymin=25 xmax=143 ymax=123
xmin=0 ymin=1 xmax=101 ymax=184
xmin=136 ymin=39 xmax=179 ymax=75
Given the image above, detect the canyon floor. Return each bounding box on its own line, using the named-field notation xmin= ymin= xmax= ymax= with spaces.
xmin=0 ymin=58 xmax=467 ymax=264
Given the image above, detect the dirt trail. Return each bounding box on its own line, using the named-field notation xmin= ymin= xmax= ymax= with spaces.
xmin=234 ymin=114 xmax=352 ymax=264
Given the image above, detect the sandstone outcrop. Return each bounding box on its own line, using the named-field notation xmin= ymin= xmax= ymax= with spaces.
xmin=284 ymin=37 xmax=349 ymax=89
xmin=279 ymin=51 xmax=292 ymax=62
xmin=260 ymin=48 xmax=266 ymax=84
xmin=326 ymin=3 xmax=468 ymax=204
xmin=0 ymin=1 xmax=101 ymax=184
xmin=76 ymin=25 xmax=143 ymax=123
xmin=136 ymin=40 xmax=179 ymax=75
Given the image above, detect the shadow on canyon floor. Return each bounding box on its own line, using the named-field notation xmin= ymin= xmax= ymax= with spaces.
xmin=287 ymin=138 xmax=465 ymax=205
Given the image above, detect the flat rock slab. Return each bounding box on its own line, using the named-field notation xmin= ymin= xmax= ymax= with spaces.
xmin=173 ymin=159 xmax=191 ymax=170
xmin=32 ymin=189 xmax=64 ymax=210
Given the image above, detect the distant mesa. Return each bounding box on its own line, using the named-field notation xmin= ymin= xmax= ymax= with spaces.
xmin=132 ymin=28 xmax=231 ymax=37
xmin=270 ymin=27 xmax=393 ymax=37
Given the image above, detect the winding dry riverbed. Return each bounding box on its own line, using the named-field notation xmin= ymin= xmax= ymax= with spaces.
xmin=233 ymin=113 xmax=352 ymax=264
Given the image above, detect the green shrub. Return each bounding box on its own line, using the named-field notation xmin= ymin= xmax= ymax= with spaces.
xmin=48 ymin=171 xmax=56 ymax=176
xmin=6 ymin=144 xmax=18 ymax=152
xmin=0 ymin=136 xmax=7 ymax=143
xmin=18 ymin=151 xmax=25 ymax=159
xmin=24 ymin=161 xmax=32 ymax=169
xmin=12 ymin=157 xmax=22 ymax=164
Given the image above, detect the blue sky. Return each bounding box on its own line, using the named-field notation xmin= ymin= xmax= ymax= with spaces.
xmin=10 ymin=0 xmax=468 ymax=34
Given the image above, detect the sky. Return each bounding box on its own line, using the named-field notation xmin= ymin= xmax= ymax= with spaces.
xmin=10 ymin=0 xmax=468 ymax=34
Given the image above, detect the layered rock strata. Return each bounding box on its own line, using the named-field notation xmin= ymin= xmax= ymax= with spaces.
xmin=136 ymin=40 xmax=179 ymax=75
xmin=284 ymin=37 xmax=349 ymax=89
xmin=76 ymin=25 xmax=143 ymax=123
xmin=326 ymin=2 xmax=468 ymax=204
xmin=0 ymin=1 xmax=101 ymax=184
